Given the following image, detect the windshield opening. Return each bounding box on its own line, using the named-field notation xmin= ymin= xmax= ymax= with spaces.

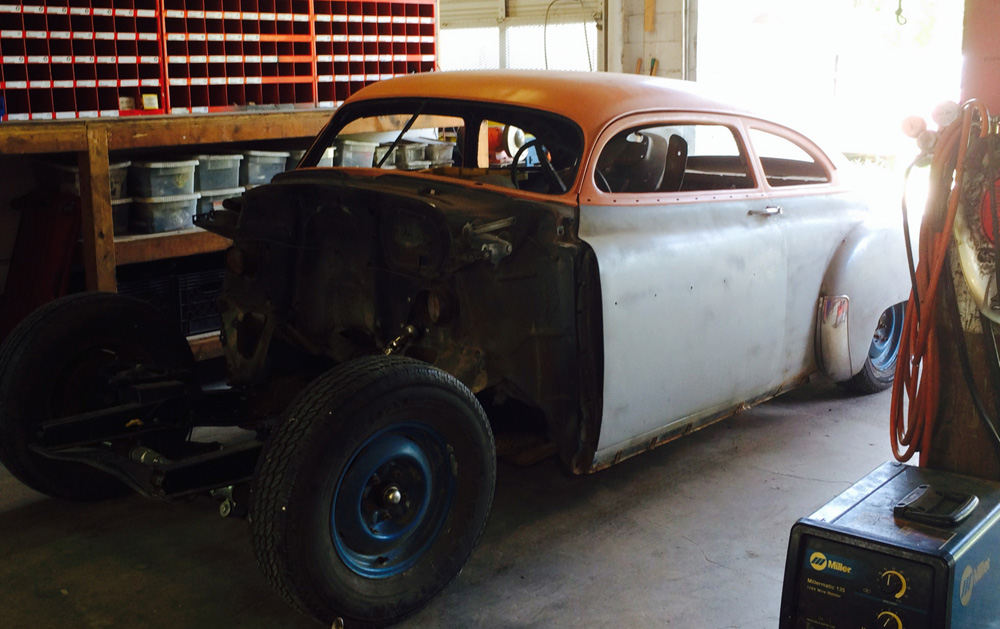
xmin=303 ymin=98 xmax=584 ymax=196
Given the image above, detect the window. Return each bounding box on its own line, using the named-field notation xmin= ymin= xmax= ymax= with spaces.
xmin=438 ymin=28 xmax=501 ymax=71
xmin=595 ymin=123 xmax=754 ymax=193
xmin=749 ymin=129 xmax=830 ymax=187
xmin=439 ymin=22 xmax=598 ymax=71
xmin=315 ymin=99 xmax=584 ymax=196
xmin=438 ymin=0 xmax=603 ymax=72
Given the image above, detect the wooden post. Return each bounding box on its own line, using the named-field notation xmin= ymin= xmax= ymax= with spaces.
xmin=962 ymin=0 xmax=1000 ymax=110
xmin=923 ymin=264 xmax=1000 ymax=479
xmin=77 ymin=124 xmax=117 ymax=292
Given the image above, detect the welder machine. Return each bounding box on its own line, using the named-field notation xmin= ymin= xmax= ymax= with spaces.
xmin=779 ymin=461 xmax=1000 ymax=628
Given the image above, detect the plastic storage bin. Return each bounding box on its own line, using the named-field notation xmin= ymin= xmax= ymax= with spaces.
xmin=319 ymin=147 xmax=336 ymax=167
xmin=425 ymin=142 xmax=455 ymax=165
xmin=129 ymin=193 xmax=201 ymax=234
xmin=395 ymin=142 xmax=428 ymax=169
xmin=374 ymin=144 xmax=396 ymax=168
xmin=196 ymin=187 xmax=245 ymax=216
xmin=193 ymin=155 xmax=243 ymax=191
xmin=396 ymin=160 xmax=431 ymax=171
xmin=48 ymin=161 xmax=132 ymax=199
xmin=286 ymin=150 xmax=306 ymax=171
xmin=241 ymin=151 xmax=290 ymax=185
xmin=130 ymin=160 xmax=199 ymax=198
xmin=334 ymin=140 xmax=378 ymax=167
xmin=112 ymin=197 xmax=132 ymax=236
xmin=285 ymin=148 xmax=336 ymax=171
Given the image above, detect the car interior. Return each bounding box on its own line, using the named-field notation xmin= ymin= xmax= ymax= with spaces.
xmin=594 ymin=123 xmax=833 ymax=194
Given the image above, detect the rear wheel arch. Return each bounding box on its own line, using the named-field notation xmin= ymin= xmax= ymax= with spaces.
xmin=817 ymin=222 xmax=911 ymax=379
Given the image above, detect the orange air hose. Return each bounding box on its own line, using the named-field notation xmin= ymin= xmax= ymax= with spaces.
xmin=890 ymin=102 xmax=990 ymax=464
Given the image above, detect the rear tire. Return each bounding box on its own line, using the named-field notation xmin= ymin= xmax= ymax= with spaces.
xmin=0 ymin=292 xmax=195 ymax=500
xmin=249 ymin=355 xmax=496 ymax=628
xmin=841 ymin=302 xmax=905 ymax=394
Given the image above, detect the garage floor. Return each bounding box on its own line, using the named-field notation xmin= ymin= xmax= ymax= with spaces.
xmin=0 ymin=381 xmax=893 ymax=628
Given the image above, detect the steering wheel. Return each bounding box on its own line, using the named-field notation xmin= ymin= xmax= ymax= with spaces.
xmin=511 ymin=139 xmax=567 ymax=193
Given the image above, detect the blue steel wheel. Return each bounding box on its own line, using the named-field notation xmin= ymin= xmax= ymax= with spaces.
xmin=868 ymin=302 xmax=904 ymax=373
xmin=332 ymin=422 xmax=456 ymax=579
xmin=249 ymin=356 xmax=495 ymax=628
xmin=842 ymin=302 xmax=906 ymax=394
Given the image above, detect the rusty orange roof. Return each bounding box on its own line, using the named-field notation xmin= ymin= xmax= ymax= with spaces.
xmin=345 ymin=70 xmax=753 ymax=136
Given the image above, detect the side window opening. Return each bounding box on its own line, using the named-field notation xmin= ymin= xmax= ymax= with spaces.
xmin=595 ymin=123 xmax=754 ymax=193
xmin=749 ymin=128 xmax=831 ymax=187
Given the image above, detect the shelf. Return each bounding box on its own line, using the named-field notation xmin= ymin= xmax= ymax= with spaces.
xmin=0 ymin=6 xmax=159 ymax=19
xmin=0 ymin=109 xmax=330 ymax=293
xmin=2 ymin=0 xmax=437 ymax=118
xmin=0 ymin=109 xmax=331 ymax=154
xmin=0 ymin=0 xmax=436 ymax=349
xmin=115 ymin=229 xmax=231 ymax=266
xmin=0 ymin=1 xmax=164 ymax=121
xmin=0 ymin=118 xmax=88 ymax=152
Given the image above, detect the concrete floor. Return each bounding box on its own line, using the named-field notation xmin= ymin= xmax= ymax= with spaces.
xmin=0 ymin=381 xmax=894 ymax=628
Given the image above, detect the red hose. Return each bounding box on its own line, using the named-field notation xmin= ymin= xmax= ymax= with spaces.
xmin=890 ymin=103 xmax=989 ymax=464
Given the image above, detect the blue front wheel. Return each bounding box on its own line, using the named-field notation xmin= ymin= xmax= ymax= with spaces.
xmin=332 ymin=422 xmax=456 ymax=579
xmin=249 ymin=356 xmax=496 ymax=628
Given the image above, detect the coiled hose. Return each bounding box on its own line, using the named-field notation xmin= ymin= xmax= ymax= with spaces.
xmin=890 ymin=101 xmax=990 ymax=464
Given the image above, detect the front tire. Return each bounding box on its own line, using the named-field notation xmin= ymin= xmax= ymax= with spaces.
xmin=842 ymin=302 xmax=905 ymax=394
xmin=249 ymin=356 xmax=496 ymax=628
xmin=0 ymin=292 xmax=195 ymax=500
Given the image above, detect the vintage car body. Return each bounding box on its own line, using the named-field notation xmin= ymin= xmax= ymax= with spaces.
xmin=206 ymin=70 xmax=910 ymax=471
xmin=0 ymin=70 xmax=911 ymax=628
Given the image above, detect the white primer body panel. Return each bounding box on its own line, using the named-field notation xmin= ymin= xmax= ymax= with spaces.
xmin=581 ymin=191 xmax=907 ymax=466
xmin=580 ymin=195 xmax=788 ymax=459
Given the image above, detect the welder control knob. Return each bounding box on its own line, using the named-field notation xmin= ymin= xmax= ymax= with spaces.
xmin=876 ymin=610 xmax=903 ymax=629
xmin=878 ymin=570 xmax=907 ymax=599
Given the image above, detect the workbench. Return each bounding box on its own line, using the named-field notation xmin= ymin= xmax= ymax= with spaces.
xmin=0 ymin=109 xmax=331 ymax=292
xmin=0 ymin=109 xmax=331 ymax=357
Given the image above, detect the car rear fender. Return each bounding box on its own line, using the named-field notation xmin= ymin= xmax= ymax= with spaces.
xmin=816 ymin=222 xmax=911 ymax=381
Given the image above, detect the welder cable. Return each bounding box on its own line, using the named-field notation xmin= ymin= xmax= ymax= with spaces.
xmin=900 ymin=159 xmax=922 ymax=318
xmin=890 ymin=102 xmax=988 ymax=463
xmin=889 ymin=121 xmax=960 ymax=463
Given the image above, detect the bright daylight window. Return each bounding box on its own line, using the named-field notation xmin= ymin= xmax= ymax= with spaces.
xmin=697 ymin=0 xmax=962 ymax=158
xmin=437 ymin=28 xmax=501 ymax=71
xmin=505 ymin=22 xmax=597 ymax=71
xmin=439 ymin=0 xmax=600 ymax=73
